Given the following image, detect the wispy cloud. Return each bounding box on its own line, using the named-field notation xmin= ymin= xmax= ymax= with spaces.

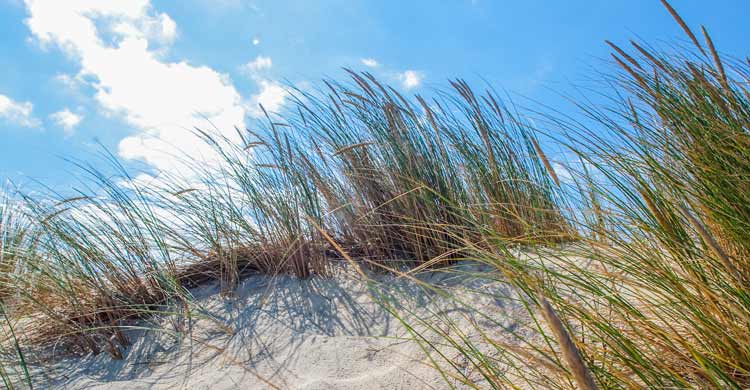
xmin=0 ymin=94 xmax=40 ymax=128
xmin=252 ymin=37 xmax=260 ymax=46
xmin=247 ymin=79 xmax=287 ymax=117
xmin=361 ymin=58 xmax=379 ymax=67
xmin=244 ymin=55 xmax=272 ymax=72
xmin=50 ymin=108 xmax=82 ymax=136
xmin=398 ymin=70 xmax=424 ymax=89
xmin=54 ymin=73 xmax=79 ymax=90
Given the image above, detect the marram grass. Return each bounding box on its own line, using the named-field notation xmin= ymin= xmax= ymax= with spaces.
xmin=381 ymin=1 xmax=750 ymax=389
xmin=0 ymin=1 xmax=748 ymax=388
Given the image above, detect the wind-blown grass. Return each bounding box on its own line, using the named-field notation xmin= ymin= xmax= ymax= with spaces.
xmin=0 ymin=188 xmax=35 ymax=302
xmin=384 ymin=2 xmax=750 ymax=389
xmin=0 ymin=72 xmax=566 ymax=367
xmin=12 ymin=157 xmax=185 ymax=358
xmin=1 ymin=2 xmax=747 ymax=389
xmin=0 ymin=191 xmax=34 ymax=389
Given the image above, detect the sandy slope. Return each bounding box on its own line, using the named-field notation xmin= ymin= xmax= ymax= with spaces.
xmin=35 ymin=263 xmax=530 ymax=389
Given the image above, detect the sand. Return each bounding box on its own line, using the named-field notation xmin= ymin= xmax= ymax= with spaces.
xmin=30 ymin=262 xmax=532 ymax=389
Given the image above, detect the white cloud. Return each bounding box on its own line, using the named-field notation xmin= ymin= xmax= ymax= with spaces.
xmin=361 ymin=58 xmax=379 ymax=67
xmin=50 ymin=108 xmax=82 ymax=135
xmin=154 ymin=13 xmax=177 ymax=42
xmin=244 ymin=55 xmax=272 ymax=72
xmin=24 ymin=0 xmax=246 ymax=175
xmin=54 ymin=73 xmax=78 ymax=89
xmin=252 ymin=37 xmax=260 ymax=46
xmin=399 ymin=70 xmax=423 ymax=89
xmin=247 ymin=79 xmax=287 ymax=117
xmin=0 ymin=94 xmax=40 ymax=128
xmin=110 ymin=12 xmax=177 ymax=45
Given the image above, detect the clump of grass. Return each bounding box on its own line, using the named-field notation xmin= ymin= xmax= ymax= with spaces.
xmin=10 ymin=156 xmax=187 ymax=357
xmin=0 ymin=188 xmax=36 ymax=302
xmin=0 ymin=304 xmax=32 ymax=390
xmin=0 ymin=69 xmax=568 ymax=366
xmin=388 ymin=1 xmax=750 ymax=389
xmin=0 ymin=190 xmax=34 ymax=389
xmin=159 ymin=123 xmax=332 ymax=286
xmin=291 ymin=73 xmax=569 ymax=265
xmin=563 ymin=12 xmax=750 ymax=382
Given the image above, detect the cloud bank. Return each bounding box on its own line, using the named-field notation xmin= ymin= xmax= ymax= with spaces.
xmin=24 ymin=0 xmax=254 ymax=174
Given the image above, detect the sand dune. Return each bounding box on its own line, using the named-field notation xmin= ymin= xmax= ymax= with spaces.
xmin=38 ymin=263 xmax=529 ymax=389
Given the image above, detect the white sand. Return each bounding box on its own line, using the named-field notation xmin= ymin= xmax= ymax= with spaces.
xmin=33 ymin=262 xmax=532 ymax=389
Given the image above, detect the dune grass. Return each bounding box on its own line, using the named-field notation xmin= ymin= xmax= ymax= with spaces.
xmin=0 ymin=190 xmax=34 ymax=389
xmin=378 ymin=2 xmax=750 ymax=389
xmin=0 ymin=68 xmax=566 ymax=369
xmin=0 ymin=1 xmax=747 ymax=388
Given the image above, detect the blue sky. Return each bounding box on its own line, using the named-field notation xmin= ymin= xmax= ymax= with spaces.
xmin=1 ymin=0 xmax=749 ymax=190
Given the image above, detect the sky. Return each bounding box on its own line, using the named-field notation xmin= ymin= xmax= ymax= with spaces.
xmin=1 ymin=0 xmax=749 ymax=191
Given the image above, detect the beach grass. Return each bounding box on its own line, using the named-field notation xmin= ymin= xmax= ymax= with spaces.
xmin=0 ymin=1 xmax=748 ymax=388
xmin=376 ymin=2 xmax=750 ymax=389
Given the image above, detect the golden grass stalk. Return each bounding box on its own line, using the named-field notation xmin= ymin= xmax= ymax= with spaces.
xmin=679 ymin=204 xmax=743 ymax=284
xmin=659 ymin=0 xmax=706 ymax=56
xmin=536 ymin=293 xmax=599 ymax=390
xmin=631 ymin=41 xmax=671 ymax=77
xmin=331 ymin=141 xmax=374 ymax=157
xmin=530 ymin=137 xmax=560 ymax=187
xmin=700 ymin=26 xmax=729 ymax=89
xmin=636 ymin=186 xmax=676 ymax=241
xmin=612 ymin=54 xmax=649 ymax=90
xmin=306 ymin=215 xmax=367 ymax=280
xmin=605 ymin=40 xmax=643 ymax=71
